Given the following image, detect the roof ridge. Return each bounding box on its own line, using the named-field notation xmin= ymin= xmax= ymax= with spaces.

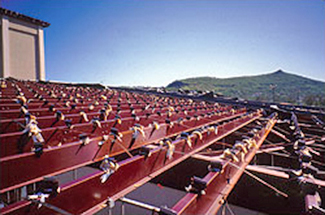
xmin=0 ymin=7 xmax=50 ymax=27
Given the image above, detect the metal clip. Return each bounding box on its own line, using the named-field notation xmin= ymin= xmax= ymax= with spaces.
xmin=91 ymin=118 xmax=102 ymax=131
xmin=98 ymin=135 xmax=109 ymax=146
xmin=131 ymin=124 xmax=145 ymax=138
xmin=131 ymin=110 xmax=140 ymax=121
xmin=110 ymin=127 xmax=123 ymax=143
xmin=55 ymin=111 xmax=65 ymax=121
xmin=23 ymin=120 xmax=45 ymax=144
xmin=79 ymin=134 xmax=90 ymax=145
xmin=79 ymin=111 xmax=89 ymax=122
xmin=100 ymin=155 xmax=119 ymax=183
xmin=243 ymin=138 xmax=257 ymax=149
xmin=207 ymin=126 xmax=218 ymax=135
xmin=139 ymin=146 xmax=152 ymax=158
xmin=234 ymin=141 xmax=248 ymax=161
xmin=220 ymin=148 xmax=239 ymax=162
xmin=192 ymin=130 xmax=203 ymax=140
xmin=114 ymin=115 xmax=122 ymax=125
xmin=208 ymin=161 xmax=224 ymax=173
xmin=20 ymin=105 xmax=29 ymax=115
xmin=160 ymin=139 xmax=174 ymax=160
xmin=177 ymin=132 xmax=192 ymax=148
xmin=16 ymin=95 xmax=27 ymax=105
xmin=185 ymin=176 xmax=207 ymax=195
xmin=28 ymin=177 xmax=60 ymax=208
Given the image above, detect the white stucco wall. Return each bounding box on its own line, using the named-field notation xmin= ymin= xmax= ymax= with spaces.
xmin=9 ymin=29 xmax=38 ymax=80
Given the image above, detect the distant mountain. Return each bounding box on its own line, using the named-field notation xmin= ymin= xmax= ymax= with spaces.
xmin=167 ymin=70 xmax=325 ymax=106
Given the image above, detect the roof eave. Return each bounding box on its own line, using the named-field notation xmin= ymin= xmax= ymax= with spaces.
xmin=0 ymin=7 xmax=50 ymax=28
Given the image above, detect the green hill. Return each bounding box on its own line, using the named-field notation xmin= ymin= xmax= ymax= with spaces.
xmin=167 ymin=70 xmax=325 ymax=106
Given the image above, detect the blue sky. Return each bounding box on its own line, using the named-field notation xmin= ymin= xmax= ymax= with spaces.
xmin=2 ymin=0 xmax=325 ymax=86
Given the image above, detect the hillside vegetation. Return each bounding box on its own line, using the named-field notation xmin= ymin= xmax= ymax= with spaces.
xmin=167 ymin=70 xmax=325 ymax=106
